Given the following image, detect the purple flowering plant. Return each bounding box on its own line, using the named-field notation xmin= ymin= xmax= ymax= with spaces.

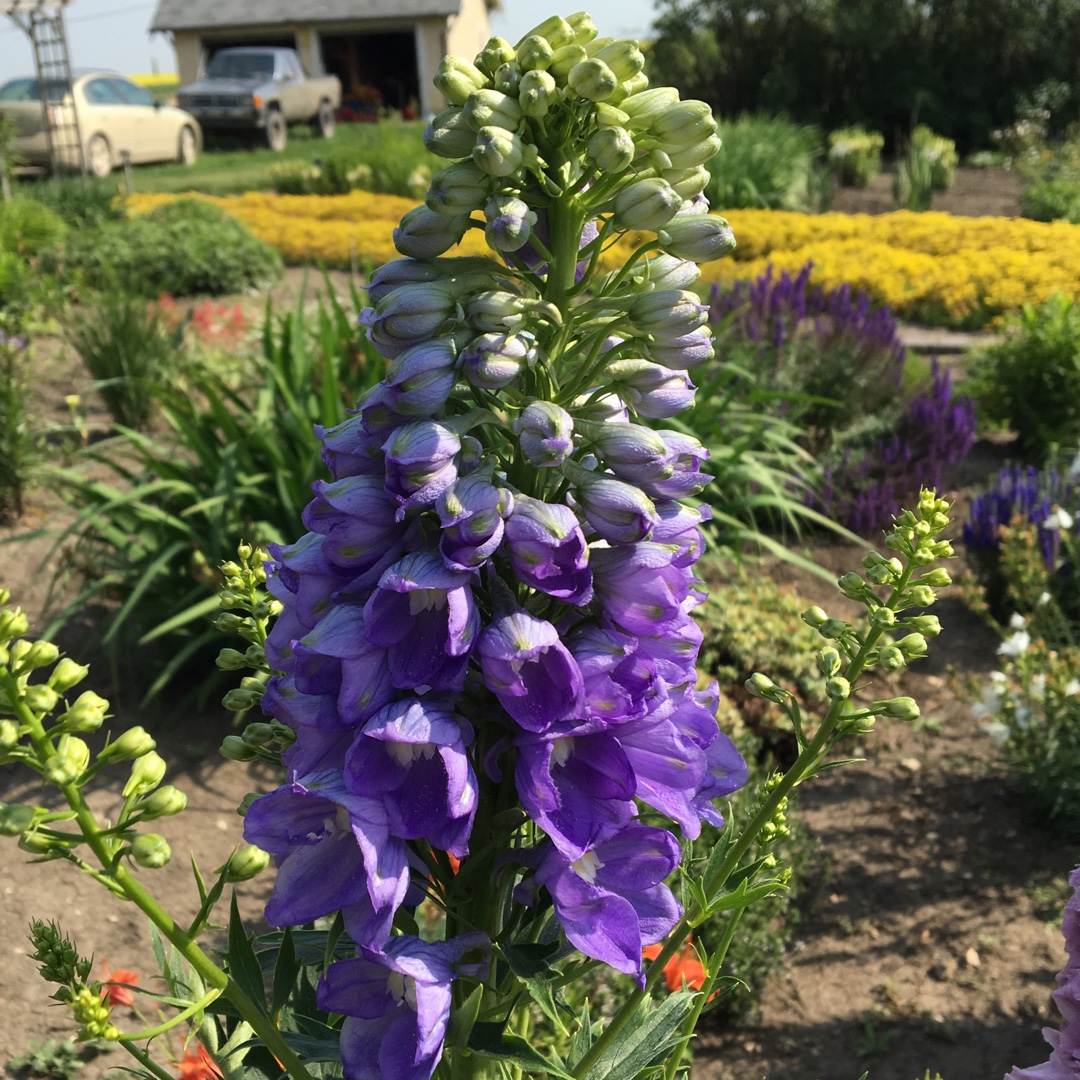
xmin=0 ymin=17 xmax=961 ymax=1080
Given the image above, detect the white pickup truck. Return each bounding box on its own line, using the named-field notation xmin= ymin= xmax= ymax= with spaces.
xmin=176 ymin=47 xmax=342 ymax=151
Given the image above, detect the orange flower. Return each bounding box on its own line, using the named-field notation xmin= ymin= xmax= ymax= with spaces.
xmin=99 ymin=959 xmax=138 ymax=1007
xmin=642 ymin=938 xmax=709 ymax=993
xmin=176 ymin=1045 xmax=221 ymax=1080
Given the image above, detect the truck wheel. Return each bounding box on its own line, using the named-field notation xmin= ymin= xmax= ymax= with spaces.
xmin=266 ymin=109 xmax=287 ymax=152
xmin=317 ymin=99 xmax=336 ymax=139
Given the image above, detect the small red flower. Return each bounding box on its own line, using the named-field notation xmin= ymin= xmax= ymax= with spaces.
xmin=643 ymin=937 xmax=709 ymax=993
xmin=176 ymin=1045 xmax=221 ymax=1080
xmin=99 ymin=958 xmax=138 ymax=1007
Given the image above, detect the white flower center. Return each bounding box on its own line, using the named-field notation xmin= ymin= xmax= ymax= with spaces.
xmin=409 ymin=588 xmax=448 ymax=615
xmin=570 ymin=850 xmax=604 ymax=885
xmin=551 ymin=737 xmax=574 ymax=768
xmin=387 ymin=971 xmax=418 ymax=1011
xmin=388 ymin=741 xmax=438 ymax=767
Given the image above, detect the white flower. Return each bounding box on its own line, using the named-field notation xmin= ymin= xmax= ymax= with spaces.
xmin=998 ymin=630 xmax=1031 ymax=657
xmin=971 ymin=686 xmax=1001 ymax=720
xmin=1009 ymin=612 xmax=1028 ymax=630
xmin=1042 ymin=507 xmax=1074 ymax=532
xmin=1013 ymin=706 xmax=1031 ymax=729
xmin=1030 ymin=674 xmax=1046 ymax=700
xmin=981 ymin=720 xmax=1011 ymax=745
xmin=1065 ymin=678 xmax=1080 ymax=697
xmin=1038 ymin=591 xmax=1053 ymax=606
xmin=990 ymin=670 xmax=1008 ymax=687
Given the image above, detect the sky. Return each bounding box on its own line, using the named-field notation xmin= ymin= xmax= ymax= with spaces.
xmin=0 ymin=0 xmax=658 ymax=81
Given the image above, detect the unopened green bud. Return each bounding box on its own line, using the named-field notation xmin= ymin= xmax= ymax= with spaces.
xmin=907 ymin=585 xmax=937 ymax=607
xmin=517 ymin=34 xmax=554 ymax=70
xmin=587 ymin=126 xmax=635 ymax=173
xmin=130 ymin=832 xmax=171 ymax=869
xmin=907 ymin=615 xmax=942 ymax=637
xmin=592 ymin=39 xmax=645 ymax=81
xmin=522 ymin=14 xmax=575 ymax=48
xmin=649 ymin=98 xmax=716 ymax=147
xmin=241 ymin=722 xmax=275 ymax=747
xmin=871 ymin=607 xmax=897 ymax=629
xmin=219 ymin=844 xmax=270 ymax=883
xmin=122 ymin=750 xmax=166 ymax=798
xmin=434 ymin=55 xmax=488 ymax=105
xmin=745 ymin=672 xmax=787 ymax=704
xmin=613 ymin=177 xmax=682 ymax=230
xmin=19 ymin=830 xmax=65 ymax=855
xmin=656 ymin=212 xmax=735 ymax=262
xmin=222 ymin=687 xmax=261 ymax=712
xmin=817 ymin=646 xmax=842 ymax=678
xmin=237 ymin=792 xmax=261 ymax=816
xmin=0 ymin=608 xmax=29 ymax=643
xmin=0 ymin=718 xmax=19 ymax=749
xmin=44 ymin=735 xmax=90 ymax=786
xmin=10 ymin=639 xmax=31 ymax=666
xmin=423 ymin=107 xmax=478 ymax=159
xmin=665 ymin=134 xmax=723 ymax=169
xmin=477 ymin=35 xmax=516 ymax=76
xmin=72 ymin=985 xmax=120 ymax=1041
xmin=463 ymin=88 xmax=522 ymax=132
xmin=826 ymin=677 xmax=851 ymax=701
xmin=472 ymin=126 xmax=525 ymax=177
xmin=621 ymin=87 xmax=680 ymax=130
xmin=837 ymin=572 xmax=867 ymax=598
xmin=865 ymin=563 xmax=894 ymax=585
xmin=137 ymin=785 xmax=187 ymax=820
xmin=99 ymin=724 xmax=154 ymax=764
xmin=663 ymin=165 xmax=710 ymax=199
xmin=0 ymin=801 xmax=37 ymax=835
xmin=612 ymin=71 xmax=649 ymax=102
xmin=567 ymin=58 xmax=618 ymax=102
xmin=221 ymin=735 xmax=257 ymax=761
xmin=878 ymin=645 xmax=906 ymax=671
xmin=880 ymin=697 xmax=920 ymax=721
xmin=548 ymin=44 xmax=587 ymax=79
xmin=214 ymin=611 xmax=245 ymax=633
xmin=493 ymin=62 xmax=522 ymax=94
xmin=519 ymin=70 xmax=558 ymax=119
xmin=56 ymin=690 xmax=109 ymax=733
xmin=896 ymin=633 xmax=929 ymax=660
xmin=566 ymin=11 xmax=598 ymax=44
xmin=801 ymin=606 xmax=829 ymax=628
xmin=820 ymin=618 xmax=849 ymax=640
xmin=17 ymin=640 xmax=60 ymax=672
xmin=932 ymin=540 xmax=955 ymax=559
xmin=23 ymin=684 xmax=59 ymax=714
xmin=48 ymin=658 xmax=90 ymax=693
xmin=216 ymin=648 xmax=248 ymax=672
xmin=918 ymin=568 xmax=952 ymax=589
xmin=846 ymin=714 xmax=877 ymax=735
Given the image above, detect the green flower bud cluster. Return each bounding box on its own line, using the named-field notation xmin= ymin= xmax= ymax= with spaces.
xmin=71 ymin=986 xmax=120 ymax=1041
xmin=758 ymin=773 xmax=791 ymax=845
xmin=28 ymin=919 xmax=92 ymax=991
xmin=216 ymin=843 xmax=270 ymax=883
xmin=220 ymin=719 xmax=296 ymax=763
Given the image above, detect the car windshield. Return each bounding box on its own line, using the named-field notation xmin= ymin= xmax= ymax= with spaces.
xmin=205 ymin=52 xmax=275 ymax=80
xmin=0 ymin=77 xmax=70 ymax=101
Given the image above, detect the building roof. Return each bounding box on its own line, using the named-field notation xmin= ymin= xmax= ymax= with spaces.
xmin=149 ymin=0 xmax=461 ymax=32
xmin=0 ymin=0 xmax=70 ymax=12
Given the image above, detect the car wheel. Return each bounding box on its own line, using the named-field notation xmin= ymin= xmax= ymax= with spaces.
xmin=266 ymin=109 xmax=287 ymax=152
xmin=178 ymin=125 xmax=197 ymax=166
xmin=86 ymin=134 xmax=112 ymax=178
xmin=317 ymin=100 xmax=336 ymax=140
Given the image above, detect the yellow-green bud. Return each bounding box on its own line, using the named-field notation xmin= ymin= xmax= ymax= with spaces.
xmin=592 ymin=40 xmax=645 ymax=81
xmin=826 ymin=677 xmax=851 ymax=701
xmin=98 ymin=724 xmax=154 ymax=763
xmin=44 ymin=735 xmax=90 ymax=786
xmin=49 ymin=658 xmax=90 ymax=693
xmin=907 ymin=585 xmax=937 ymax=607
xmin=137 ymin=785 xmax=187 ymax=820
xmin=846 ymin=714 xmax=877 ymax=735
xmin=820 ymin=618 xmax=849 ymax=639
xmin=907 ymin=615 xmax=942 ymax=637
xmin=17 ymin=639 xmax=60 ymax=672
xmin=216 ymin=648 xmax=248 ymax=672
xmin=434 ymin=55 xmax=488 ymax=105
xmin=0 ymin=801 xmax=37 ymax=836
xmin=72 ymin=985 xmax=120 ymax=1041
xmin=801 ymin=606 xmax=829 ymax=628
xmin=0 ymin=608 xmax=29 ymax=643
xmin=219 ymin=844 xmax=271 ymax=882
xmin=122 ymin=750 xmax=166 ymax=798
xmin=613 ymin=177 xmax=682 ymax=230
xmin=613 ymin=71 xmax=649 ymax=101
xmin=817 ymin=646 xmax=842 ymax=678
xmin=878 ymin=645 xmax=906 ymax=671
xmin=214 ymin=611 xmax=245 ymax=633
xmin=19 ymin=830 xmax=64 ymax=855
xmin=236 ymin=792 xmax=261 ymax=816
xmin=10 ymin=639 xmax=31 ymax=666
xmin=55 ymin=690 xmax=108 ymax=733
xmin=241 ymin=722 xmax=275 ymax=747
xmin=649 ymin=98 xmax=716 ymax=147
xmin=656 ymin=212 xmax=736 ymax=262
xmin=23 ymin=684 xmax=59 ymax=714
xmin=566 ymin=11 xmax=598 ymax=44
xmin=837 ymin=572 xmax=868 ymax=598
xmin=918 ymin=568 xmax=952 ymax=588
xmin=130 ymin=832 xmax=171 ymax=869
xmin=621 ymin=87 xmax=681 ymax=130
xmin=880 ymin=697 xmax=920 ymax=721
xmin=472 ymin=126 xmax=525 ymax=177
xmin=493 ymin=61 xmax=522 ymax=94
xmin=519 ymin=70 xmax=558 ymax=119
xmin=221 ymin=735 xmax=257 ymax=762
xmin=587 ymin=126 xmax=635 ymax=173
xmin=896 ymin=633 xmax=928 ymax=660
xmin=223 ymin=687 xmax=262 ymax=712
xmin=463 ymin=88 xmax=522 ymax=132
xmin=477 ymin=35 xmax=516 ymax=76
xmin=665 ymin=134 xmax=723 ymax=169
xmin=0 ymin=718 xmax=19 ymax=749
xmin=865 ymin=563 xmax=894 ymax=585
xmin=423 ymin=107 xmax=477 ymax=159
xmin=567 ymin=58 xmax=618 ymax=102
xmin=745 ymin=672 xmax=787 ymax=703
xmin=517 ymin=34 xmax=554 ymax=70
xmin=663 ymin=165 xmax=710 ymax=199
xmin=521 ymin=15 xmax=574 ymax=48
xmin=871 ymin=607 xmax=897 ymax=629
xmin=548 ymin=44 xmax=587 ymax=79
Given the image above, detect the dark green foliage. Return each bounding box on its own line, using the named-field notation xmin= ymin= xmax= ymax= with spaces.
xmin=22 ymin=176 xmax=124 ymax=228
xmin=40 ymin=282 xmax=384 ymax=699
xmin=648 ymin=0 xmax=1080 ymax=155
xmin=63 ymin=290 xmax=183 ymax=430
xmin=9 ymin=1040 xmax=99 ymax=1080
xmin=967 ymin=294 xmax=1080 ymax=462
xmin=1021 ymin=174 xmax=1080 ymax=223
xmin=0 ymin=328 xmax=38 ymax=521
xmin=57 ymin=199 xmax=282 ymax=297
xmin=0 ymin=196 xmax=66 ymax=257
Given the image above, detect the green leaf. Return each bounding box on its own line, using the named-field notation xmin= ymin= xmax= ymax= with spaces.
xmin=445 ymin=983 xmax=483 ymax=1049
xmin=578 ymin=992 xmax=698 ymax=1080
xmin=271 ymin=926 xmax=300 ymax=1019
xmin=227 ymin=891 xmax=267 ymax=1012
xmin=502 ymin=940 xmax=562 ymax=979
xmin=468 ymin=1023 xmax=575 ymax=1080
xmin=568 ymin=1000 xmax=595 ymax=1067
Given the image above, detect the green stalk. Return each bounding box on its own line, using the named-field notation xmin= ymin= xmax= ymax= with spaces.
xmin=118 ymin=1039 xmax=179 ymax=1080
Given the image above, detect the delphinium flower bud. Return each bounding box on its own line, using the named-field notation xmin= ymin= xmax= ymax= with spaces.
xmin=384 ymin=338 xmax=461 ymax=417
xmin=43 ymin=735 xmax=90 ymax=786
xmin=568 ymin=58 xmax=619 ymax=102
xmin=907 ymin=615 xmax=942 ymax=637
xmin=562 ymin=462 xmax=659 ymax=543
xmin=23 ymin=685 xmax=59 ymax=714
xmin=48 ymin=658 xmax=90 ymax=693
xmin=220 ymin=735 xmax=257 ymax=761
xmin=494 ymin=63 xmax=523 ymax=94
xmin=518 ymin=70 xmax=558 ymax=119
xmin=745 ymin=672 xmax=787 ymax=703
xmin=434 ymin=55 xmax=488 ymax=105
xmin=15 ymin=639 xmax=60 ymax=673
xmin=613 ymin=177 xmax=682 ymax=230
xmin=460 ymin=333 xmax=531 ymax=390
xmin=515 ymin=401 xmax=574 ymax=467
xmin=802 ymin=606 xmax=829 ymax=628
xmin=477 ymin=36 xmax=516 ymax=75
xmin=137 ymin=785 xmax=187 ymax=820
xmin=424 ymin=107 xmax=478 ymax=158
xmin=817 ymin=647 xmax=842 ymax=678
xmin=122 ymin=750 xmax=167 ymax=798
xmin=463 ymin=88 xmax=523 ymax=132
xmin=0 ymin=801 xmax=36 ymax=836
xmin=592 ymin=40 xmax=645 ymax=81
xmin=517 ymin=35 xmax=554 ymax=71
xmin=0 ymin=607 xmax=29 ymax=642
xmin=218 ymin=843 xmax=271 ymax=882
xmin=587 ymin=126 xmax=635 ymax=173
xmin=98 ymin=725 xmax=154 ymax=763
xmin=484 ymin=196 xmax=537 ymax=252
xmin=549 ymin=44 xmax=587 ymax=79
xmin=394 ymin=205 xmax=470 ymax=260
xmin=0 ymin=719 xmax=19 ymax=750
xmin=880 ymin=697 xmax=920 ymax=721
xmin=664 ymin=165 xmax=711 ymax=199
xmin=896 ymin=633 xmax=929 ymax=660
xmin=473 ymin=126 xmax=526 ymax=177
xmin=656 ymin=212 xmax=736 ymax=262
xmin=426 ymin=161 xmax=491 ymax=217
xmin=130 ymin=833 xmax=171 ymax=869
xmin=607 ymin=359 xmax=696 ymax=419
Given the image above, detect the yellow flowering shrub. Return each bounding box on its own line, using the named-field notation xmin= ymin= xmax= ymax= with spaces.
xmin=125 ymin=194 xmax=1080 ymax=328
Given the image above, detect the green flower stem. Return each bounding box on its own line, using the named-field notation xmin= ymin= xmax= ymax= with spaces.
xmin=116 ymin=988 xmax=222 ymax=1041
xmin=2 ymin=674 xmax=316 ymax=1080
xmin=118 ymin=1038 xmax=180 ymax=1080
xmin=571 ymin=558 xmax=919 ymax=1080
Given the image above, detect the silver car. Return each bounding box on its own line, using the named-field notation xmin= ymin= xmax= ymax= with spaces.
xmin=0 ymin=71 xmax=202 ymax=178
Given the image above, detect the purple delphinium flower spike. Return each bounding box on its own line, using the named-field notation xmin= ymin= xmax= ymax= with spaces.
xmin=590 ymin=542 xmax=691 ymax=636
xmin=364 ymin=553 xmax=479 ymax=692
xmin=532 ymin=823 xmax=682 ymax=980
xmin=318 ymin=932 xmax=489 ymax=1080
xmin=503 ymin=496 xmax=593 ymax=604
xmin=568 ymin=626 xmax=662 ymax=724
xmin=382 ymin=421 xmax=463 ymax=520
xmin=436 ymin=473 xmax=514 ymax=572
xmin=477 ymin=609 xmax=585 ymax=731
xmin=345 ymin=697 xmax=478 ymax=858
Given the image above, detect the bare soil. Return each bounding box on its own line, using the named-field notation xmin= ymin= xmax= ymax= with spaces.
xmin=831 ymin=166 xmax=1024 ymax=218
xmin=0 ymin=209 xmax=1072 ymax=1080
